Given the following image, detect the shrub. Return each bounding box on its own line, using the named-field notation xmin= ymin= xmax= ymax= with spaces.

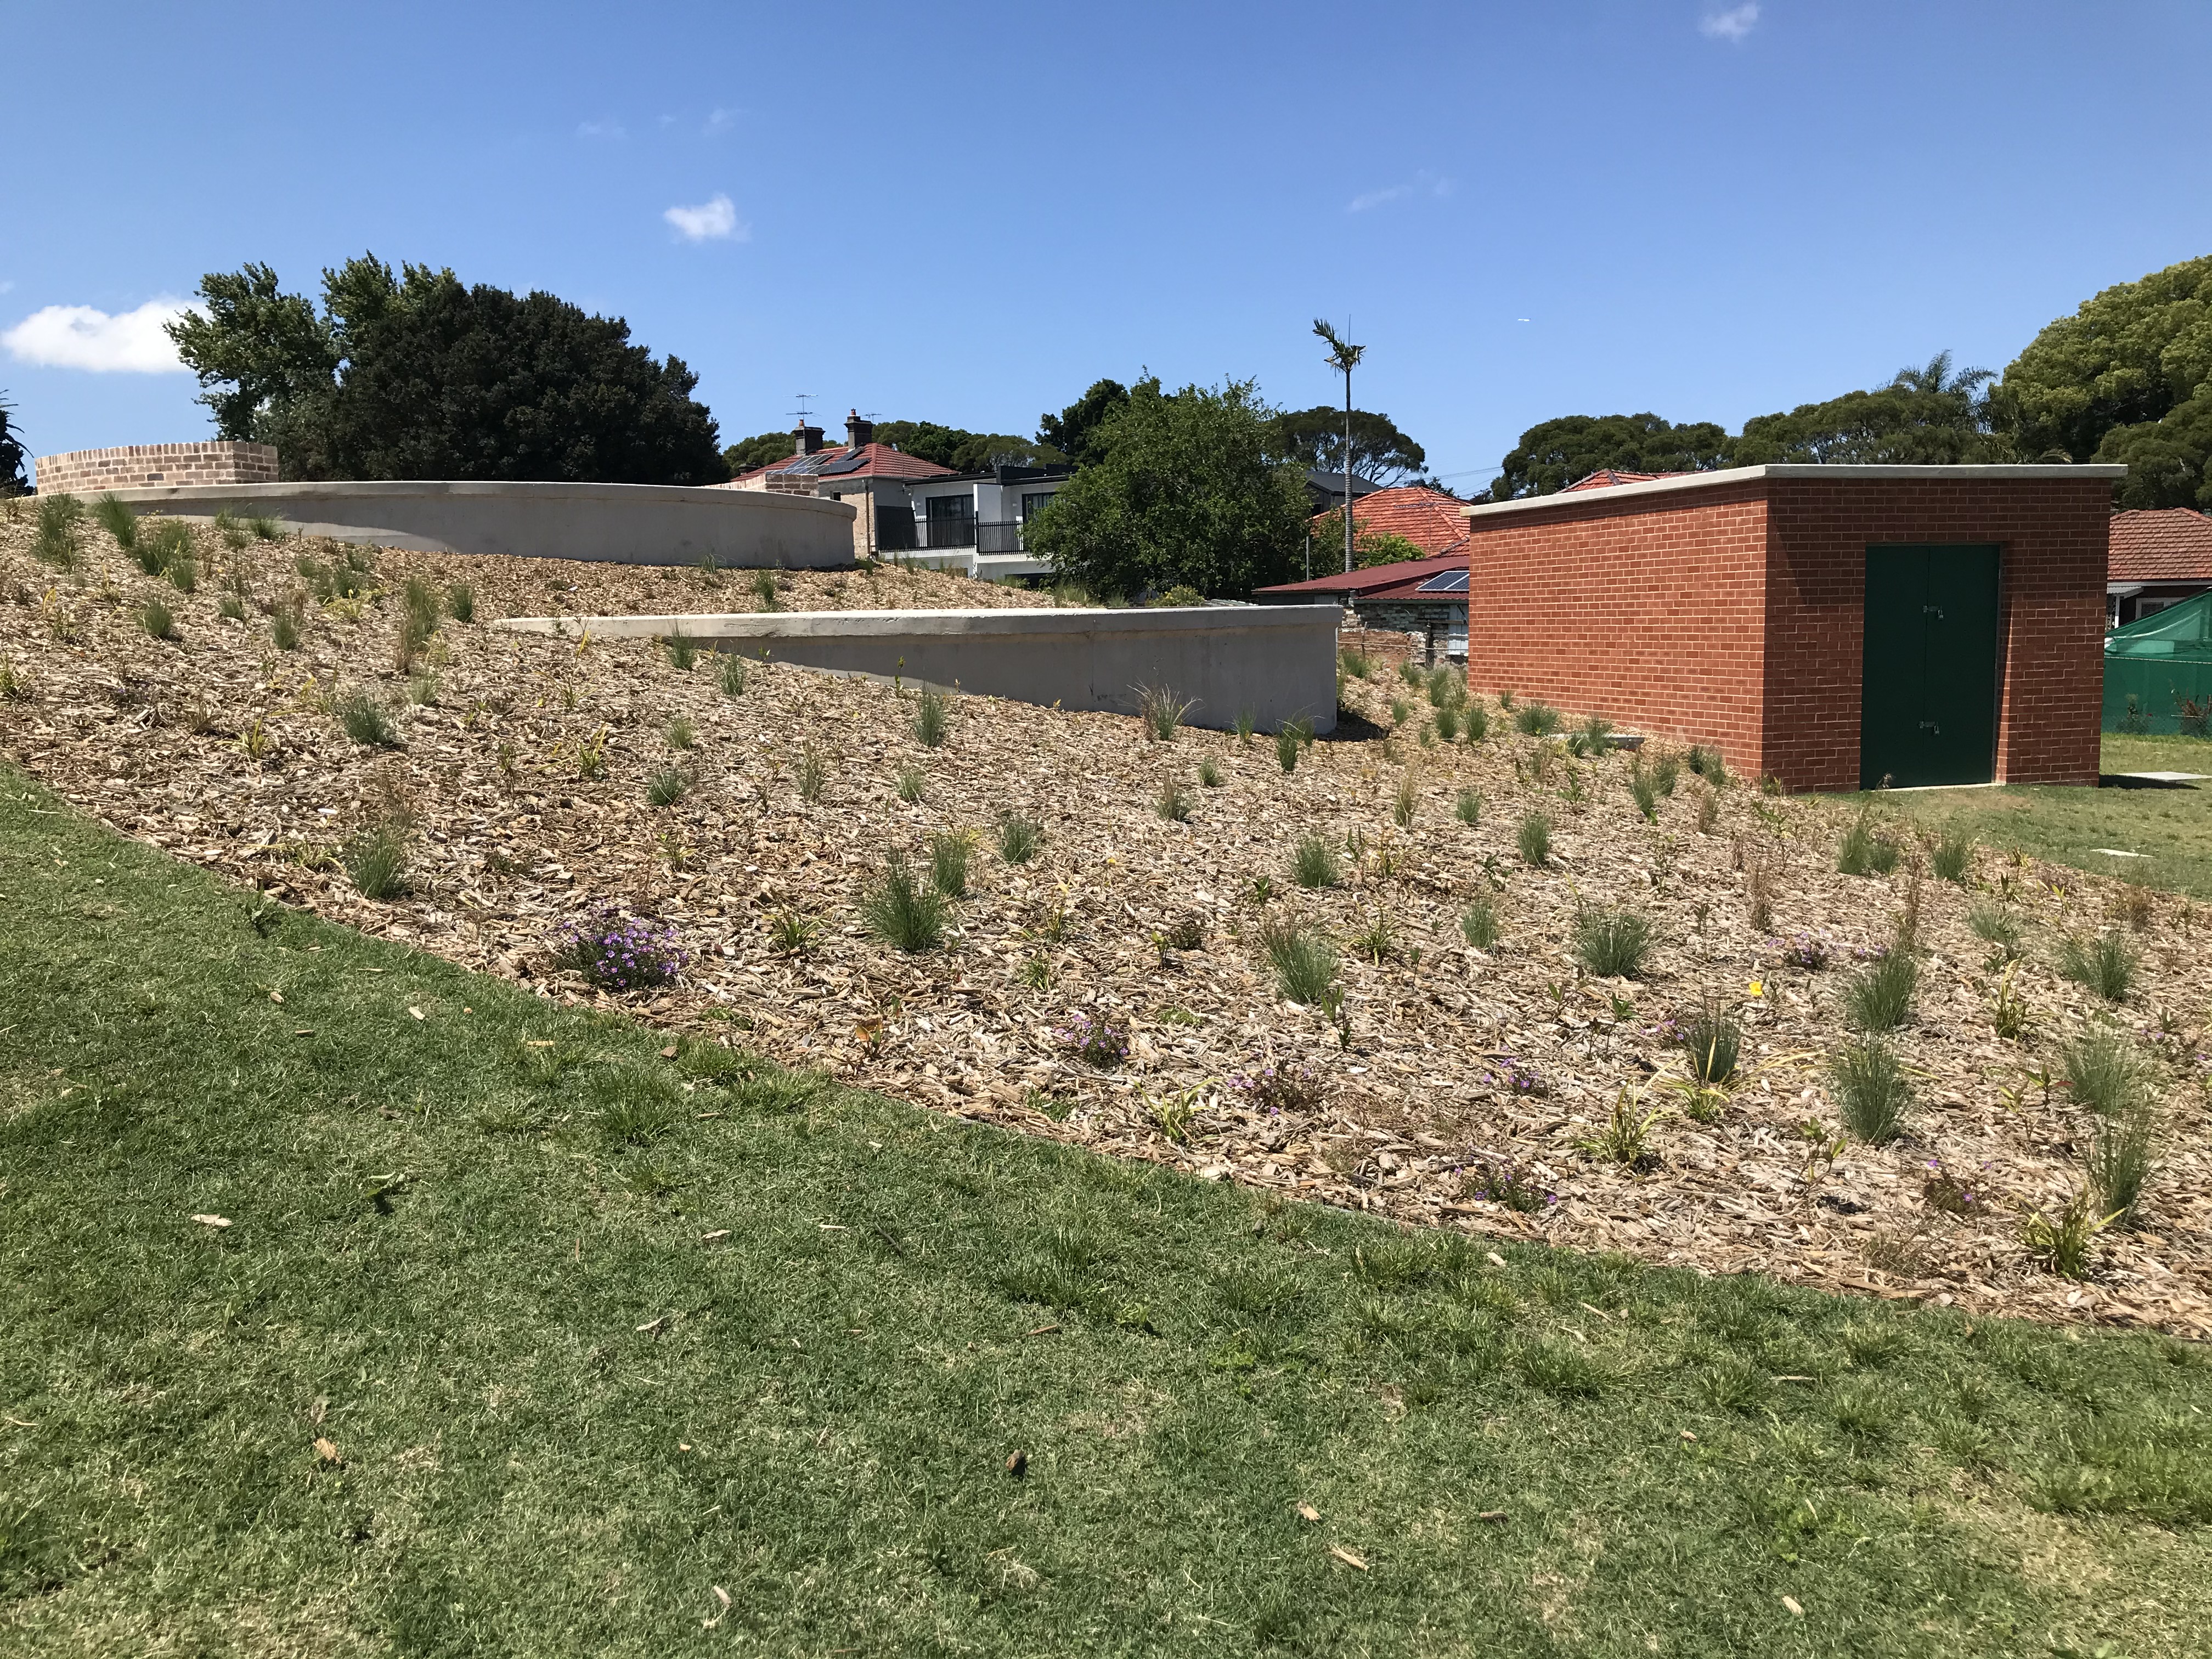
xmin=1057 ymin=1012 xmax=1128 ymax=1069
xmin=1929 ymin=824 xmax=1976 ymax=883
xmin=862 ymin=855 xmax=947 ymax=951
xmin=1514 ymin=701 xmax=1561 ymax=736
xmin=1155 ymin=780 xmax=1193 ymax=821
xmin=1578 ymin=1087 xmax=1663 ymax=1166
xmin=2058 ymin=931 xmax=2137 ymax=1002
xmin=1460 ymin=896 xmax=1500 ymax=949
xmin=1257 ymin=915 xmax=1339 ymax=1007
xmin=1392 ymin=771 xmax=1418 ymax=828
xmin=336 ymin=690 xmax=402 ymax=748
xmin=1837 ymin=810 xmax=1902 ymax=876
xmin=1290 ymin=832 xmax=1342 ymax=889
xmin=1274 ymin=725 xmax=1300 ymax=772
xmin=2061 ymin=1032 xmax=2152 ymax=1118
xmin=797 ymin=742 xmax=828 ymax=803
xmin=1517 ymin=810 xmax=1552 ymax=866
xmin=1155 ymin=584 xmax=1205 ymax=608
xmin=1198 ymin=757 xmax=1223 ymax=787
xmin=1844 ymin=950 xmax=1917 ymax=1031
xmin=927 ymin=828 xmax=972 ymax=896
xmin=997 ymin=810 xmax=1043 ymax=863
xmin=339 ymin=823 xmax=410 ymax=900
xmin=1830 ymin=1037 xmax=1910 ymax=1144
xmin=646 ymin=769 xmax=691 ymax=807
xmin=1230 ymin=1063 xmax=1325 ymax=1115
xmin=719 ymin=652 xmax=747 ymax=697
xmin=1673 ymin=995 xmax=1741 ymax=1084
xmin=913 ymin=685 xmax=950 ymax=747
xmin=1781 ymin=929 xmax=1834 ymax=970
xmin=139 ymin=598 xmax=177 ymax=640
xmin=1573 ymin=907 xmax=1653 ymax=978
xmin=1464 ymin=1158 xmax=1545 ymax=1211
xmin=1136 ymin=683 xmax=1195 ymax=740
xmin=92 ymin=492 xmax=138 ymax=549
xmin=662 ymin=633 xmax=699 ymax=671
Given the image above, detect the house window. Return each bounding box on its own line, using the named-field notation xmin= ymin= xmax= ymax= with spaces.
xmin=924 ymin=493 xmax=976 ymax=548
xmin=1020 ymin=491 xmax=1057 ymax=522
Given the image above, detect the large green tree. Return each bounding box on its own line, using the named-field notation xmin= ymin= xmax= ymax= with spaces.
xmin=1037 ymin=379 xmax=1131 ymax=467
xmin=871 ymin=420 xmax=1063 ymax=472
xmin=1268 ymin=406 xmax=1429 ymax=486
xmin=1732 ymin=352 xmax=1996 ymax=465
xmin=1023 ymin=379 xmax=1309 ymax=599
xmin=1487 ymin=413 xmax=1732 ymax=500
xmin=167 ymin=256 xmax=727 ymax=485
xmin=721 ymin=430 xmax=797 ymax=476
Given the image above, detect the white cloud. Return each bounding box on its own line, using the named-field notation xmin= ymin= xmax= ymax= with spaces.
xmin=1347 ymin=171 xmax=1454 ymax=214
xmin=2 ymin=298 xmax=199 ymax=373
xmin=1700 ymin=3 xmax=1760 ymax=41
xmin=577 ymin=119 xmax=627 ymax=139
xmin=703 ymin=106 xmax=737 ymax=135
xmin=663 ymin=194 xmax=747 ymax=242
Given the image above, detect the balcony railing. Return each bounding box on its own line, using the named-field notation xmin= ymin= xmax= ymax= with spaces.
xmin=913 ymin=518 xmax=1030 ymax=553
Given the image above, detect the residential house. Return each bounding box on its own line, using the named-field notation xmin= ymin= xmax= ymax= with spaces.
xmin=2107 ymin=507 xmax=2212 ymax=627
xmin=724 ymin=411 xmax=1071 ymax=575
xmin=1252 ymin=552 xmax=1470 ymax=664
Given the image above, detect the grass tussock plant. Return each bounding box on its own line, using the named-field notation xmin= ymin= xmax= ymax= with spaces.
xmin=1274 ymin=725 xmax=1300 ymax=773
xmin=592 ymin=1064 xmax=684 ymax=1146
xmin=1137 ymin=683 xmax=1195 ymax=741
xmin=1649 ymin=751 xmax=1681 ymax=795
xmin=335 ymin=689 xmax=403 ymax=748
xmin=996 ymin=809 xmax=1042 ymax=864
xmin=1843 ymin=949 xmax=1918 ymax=1031
xmin=766 ymin=907 xmax=821 ymax=956
xmin=2089 ymin=1105 xmax=2158 ymax=1227
xmin=1516 ymin=809 xmax=1553 ymax=867
xmin=1198 ymin=757 xmax=1223 ymax=787
xmin=662 ymin=632 xmax=700 ymax=671
xmin=92 ymin=492 xmax=138 ymax=549
xmin=139 ymin=597 xmax=177 ymax=640
xmin=665 ymin=716 xmax=696 ymax=751
xmin=1155 ymin=780 xmax=1194 ymax=822
xmin=1572 ymin=906 xmax=1654 ymax=979
xmin=646 ymin=769 xmax=692 ymax=808
xmin=446 ymin=581 xmax=475 ymax=623
xmin=862 ymin=854 xmax=948 ymax=952
xmin=895 ymin=763 xmax=926 ymax=804
xmin=1513 ymin=700 xmax=1561 ymax=737
xmin=1350 ymin=910 xmax=1397 ymax=964
xmin=1392 ymin=771 xmax=1419 ymax=829
xmin=2059 ymin=1031 xmax=2153 ymax=1119
xmin=1578 ymin=1087 xmax=1663 ymax=1167
xmin=1338 ymin=647 xmax=1372 ymax=680
xmin=1454 ymin=786 xmax=1481 ymax=827
xmin=1673 ymin=995 xmax=1742 ymax=1085
xmin=2021 ymin=1194 xmax=2119 ymax=1280
xmin=270 ymin=600 xmax=303 ymax=651
xmin=1830 ymin=1036 xmax=1910 ymax=1144
xmin=1566 ymin=713 xmax=1613 ymax=758
xmin=1256 ymin=915 xmax=1340 ymax=1009
xmin=1629 ymin=765 xmax=1659 ymax=823
xmin=2058 ymin=930 xmax=2138 ymax=1003
xmin=217 ymin=592 xmax=247 ymax=622
xmin=1462 ymin=699 xmax=1490 ymax=743
xmin=797 ymin=742 xmax=829 ymax=804
xmin=32 ymin=493 xmax=84 ymax=567
xmin=1929 ymin=823 xmax=1977 ymax=883
xmin=1290 ymin=831 xmax=1343 ymax=889
xmin=1460 ymin=895 xmax=1501 ymax=949
xmin=341 ymin=822 xmax=410 ymax=901
xmin=752 ymin=567 xmax=782 ymax=611
xmin=1969 ymin=901 xmax=2025 ymax=964
xmin=912 ymin=684 xmax=951 ymax=748
xmin=1434 ymin=704 xmax=1460 ymax=742
xmin=927 ymin=828 xmax=972 ymax=898
xmin=1686 ymin=744 xmax=1728 ymax=788
xmin=1837 ymin=810 xmax=1903 ymax=876
xmin=1694 ymin=786 xmax=1719 ymax=834
xmin=718 ymin=652 xmax=747 ymax=697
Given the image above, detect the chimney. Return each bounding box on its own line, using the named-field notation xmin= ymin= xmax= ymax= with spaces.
xmin=845 ymin=409 xmax=874 ymax=449
xmin=792 ymin=422 xmax=826 ymax=456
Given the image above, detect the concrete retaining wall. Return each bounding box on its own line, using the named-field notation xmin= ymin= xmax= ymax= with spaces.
xmin=496 ymin=604 xmax=1342 ymax=733
xmin=82 ymin=479 xmax=858 ymax=570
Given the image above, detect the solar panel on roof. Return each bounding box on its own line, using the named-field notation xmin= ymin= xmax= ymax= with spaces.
xmin=1416 ymin=569 xmax=1469 ymax=592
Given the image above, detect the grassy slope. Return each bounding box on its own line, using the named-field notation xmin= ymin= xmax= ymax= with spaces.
xmin=1832 ymin=735 xmax=2212 ymax=899
xmin=2 ymin=770 xmax=2209 ymax=1657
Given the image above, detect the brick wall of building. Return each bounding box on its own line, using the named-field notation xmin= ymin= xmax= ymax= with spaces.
xmin=32 ymin=441 xmax=279 ymax=494
xmin=1462 ymin=481 xmax=1773 ymax=775
xmin=1762 ymin=477 xmax=2107 ymax=789
xmin=1462 ymin=472 xmax=2111 ymax=793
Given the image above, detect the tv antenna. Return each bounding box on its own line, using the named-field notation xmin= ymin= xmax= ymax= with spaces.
xmin=789 ymin=394 xmax=816 ymax=427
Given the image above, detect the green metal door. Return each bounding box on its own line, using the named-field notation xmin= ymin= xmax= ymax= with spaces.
xmin=1860 ymin=544 xmax=2001 ymax=789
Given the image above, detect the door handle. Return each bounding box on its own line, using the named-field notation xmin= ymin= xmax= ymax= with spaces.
xmin=1922 ymin=606 xmax=1946 ymax=619
xmin=1918 ymin=720 xmax=1941 ymax=734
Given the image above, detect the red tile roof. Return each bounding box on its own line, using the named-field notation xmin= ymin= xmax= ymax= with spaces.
xmin=1313 ymin=485 xmax=1469 ymax=558
xmin=2109 ymin=509 xmax=2212 ymax=583
xmin=1255 ymin=551 xmax=1467 ymax=601
xmin=1562 ymin=469 xmax=1689 ymax=492
xmin=719 ymin=442 xmax=958 ymax=486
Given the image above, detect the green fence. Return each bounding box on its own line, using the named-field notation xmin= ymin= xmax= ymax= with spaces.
xmin=2105 ymin=590 xmax=2212 ymax=734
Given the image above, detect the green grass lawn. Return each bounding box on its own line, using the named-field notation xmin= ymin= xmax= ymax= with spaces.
xmin=3 ymin=768 xmax=2210 ymax=1656
xmin=1831 ymin=735 xmax=2212 ymax=899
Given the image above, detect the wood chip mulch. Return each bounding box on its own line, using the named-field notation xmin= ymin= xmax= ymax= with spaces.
xmin=4 ymin=513 xmax=2208 ymax=1338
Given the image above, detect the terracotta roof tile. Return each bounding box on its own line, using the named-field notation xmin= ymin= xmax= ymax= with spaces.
xmin=718 ymin=442 xmax=958 ymax=486
xmin=1561 ymin=469 xmax=1689 ymax=493
xmin=2109 ymin=509 xmax=2212 ymax=583
xmin=1316 ymin=485 xmax=1470 ymax=558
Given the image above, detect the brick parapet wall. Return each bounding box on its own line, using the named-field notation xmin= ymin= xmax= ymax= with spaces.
xmin=1463 ymin=482 xmax=1771 ymax=775
xmin=32 ymin=442 xmax=278 ymax=494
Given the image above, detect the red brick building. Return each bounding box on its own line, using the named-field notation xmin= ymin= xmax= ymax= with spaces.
xmin=1458 ymin=464 xmax=2125 ymax=792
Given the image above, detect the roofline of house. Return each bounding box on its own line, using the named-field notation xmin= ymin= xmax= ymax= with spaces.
xmin=1459 ymin=462 xmax=2130 ymax=521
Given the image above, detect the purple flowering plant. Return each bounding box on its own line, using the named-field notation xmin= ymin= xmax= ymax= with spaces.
xmin=556 ymin=903 xmax=690 ymax=991
xmin=1491 ymin=1057 xmax=1547 ymax=1096
xmin=1779 ymin=929 xmax=1835 ymax=970
xmin=1229 ymin=1063 xmax=1325 ymax=1115
xmin=1057 ymin=1011 xmax=1128 ymax=1069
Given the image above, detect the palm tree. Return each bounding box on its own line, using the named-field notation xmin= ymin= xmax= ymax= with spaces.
xmin=1313 ymin=319 xmax=1365 ymax=573
xmin=1890 ymin=349 xmax=1993 ymax=402
xmin=0 ymin=393 xmax=28 ymax=498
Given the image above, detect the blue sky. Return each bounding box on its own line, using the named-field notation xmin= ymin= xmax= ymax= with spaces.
xmin=5 ymin=0 xmax=2208 ymax=488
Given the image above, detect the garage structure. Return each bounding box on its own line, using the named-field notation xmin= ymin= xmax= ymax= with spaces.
xmin=1458 ymin=464 xmax=2125 ymax=792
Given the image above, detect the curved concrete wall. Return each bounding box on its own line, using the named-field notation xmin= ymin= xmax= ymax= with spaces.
xmin=88 ymin=479 xmax=858 ymax=570
xmin=497 ymin=604 xmax=1342 ymax=733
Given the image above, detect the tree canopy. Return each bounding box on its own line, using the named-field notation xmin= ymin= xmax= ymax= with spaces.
xmin=1733 ymin=352 xmax=1995 ymax=466
xmin=1308 ymin=507 xmax=1430 ymax=569
xmin=871 ymin=420 xmax=1063 ymax=472
xmin=1269 ymin=406 xmax=1429 ymax=486
xmin=1022 ymin=379 xmax=1310 ymax=600
xmin=0 ymin=393 xmax=28 ymax=497
xmin=1037 ymin=379 xmax=1132 ymax=467
xmin=167 ymin=256 xmax=727 ymax=485
xmin=1487 ymin=413 xmax=1732 ymax=500
xmin=721 ymin=430 xmax=797 ymax=476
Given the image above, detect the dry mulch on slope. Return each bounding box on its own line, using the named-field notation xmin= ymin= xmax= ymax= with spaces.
xmin=4 ymin=510 xmax=2209 ymax=1339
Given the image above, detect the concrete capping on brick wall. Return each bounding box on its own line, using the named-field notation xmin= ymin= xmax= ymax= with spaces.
xmin=1460 ymin=462 xmax=2129 ymax=521
xmin=32 ymin=441 xmax=278 ymax=495
xmin=495 ymin=604 xmax=1342 ymax=733
xmin=77 ymin=478 xmax=859 ymax=570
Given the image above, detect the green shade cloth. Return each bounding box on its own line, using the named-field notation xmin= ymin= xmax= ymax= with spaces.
xmin=2105 ymin=589 xmax=2212 ymax=732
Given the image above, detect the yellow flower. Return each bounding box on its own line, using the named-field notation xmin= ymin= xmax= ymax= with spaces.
xmin=1746 ymin=979 xmax=1765 ymax=998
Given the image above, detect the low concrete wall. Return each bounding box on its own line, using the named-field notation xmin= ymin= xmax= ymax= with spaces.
xmin=496 ymin=605 xmax=1342 ymax=733
xmin=86 ymin=479 xmax=857 ymax=570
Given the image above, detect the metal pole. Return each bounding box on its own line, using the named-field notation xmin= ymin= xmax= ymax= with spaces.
xmin=1342 ymin=366 xmax=1355 ymax=574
